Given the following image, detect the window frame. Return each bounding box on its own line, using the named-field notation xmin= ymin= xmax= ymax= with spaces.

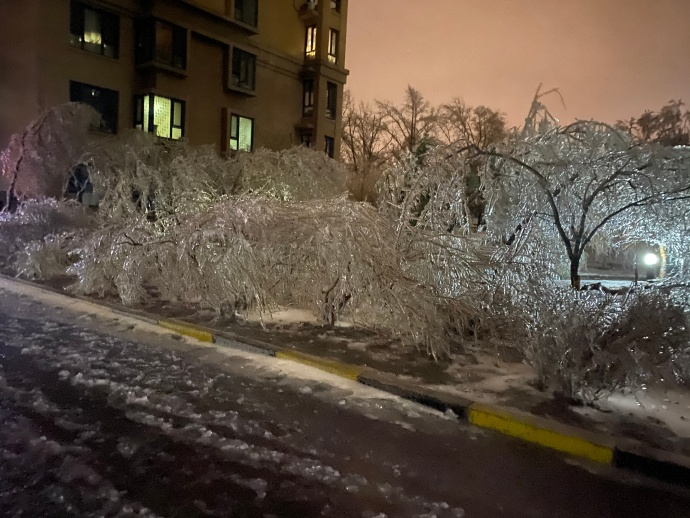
xmin=324 ymin=135 xmax=335 ymax=158
xmin=303 ymin=79 xmax=315 ymax=116
xmin=69 ymin=80 xmax=119 ymax=134
xmin=230 ymin=47 xmax=257 ymax=92
xmin=134 ymin=94 xmax=185 ymax=140
xmin=234 ymin=0 xmax=258 ymax=28
xmin=135 ymin=18 xmax=187 ymax=70
xmin=326 ymin=81 xmax=337 ymax=120
xmin=300 ymin=133 xmax=312 ymax=148
xmin=69 ymin=1 xmax=120 ymax=58
xmin=229 ymin=113 xmax=255 ymax=152
xmin=328 ymin=29 xmax=339 ymax=64
xmin=305 ymin=25 xmax=317 ymax=60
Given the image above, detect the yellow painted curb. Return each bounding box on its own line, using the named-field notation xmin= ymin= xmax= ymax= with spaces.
xmin=159 ymin=319 xmax=215 ymax=343
xmin=275 ymin=350 xmax=362 ymax=381
xmin=468 ymin=404 xmax=614 ymax=464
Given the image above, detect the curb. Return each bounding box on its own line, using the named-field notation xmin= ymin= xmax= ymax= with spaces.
xmin=3 ymin=274 xmax=690 ymax=487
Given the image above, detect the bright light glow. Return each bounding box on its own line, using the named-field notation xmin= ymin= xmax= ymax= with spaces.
xmin=644 ymin=253 xmax=659 ymax=266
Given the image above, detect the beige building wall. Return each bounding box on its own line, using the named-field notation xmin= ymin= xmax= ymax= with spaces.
xmin=0 ymin=0 xmax=348 ymax=158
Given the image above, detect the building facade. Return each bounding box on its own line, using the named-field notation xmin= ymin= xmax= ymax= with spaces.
xmin=0 ymin=0 xmax=348 ymax=157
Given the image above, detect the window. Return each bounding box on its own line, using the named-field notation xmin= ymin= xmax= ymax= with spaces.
xmin=136 ymin=19 xmax=187 ymax=69
xmin=328 ymin=29 xmax=338 ymax=64
xmin=134 ymin=94 xmax=184 ymax=140
xmin=231 ymin=48 xmax=257 ymax=91
xmin=229 ymin=115 xmax=254 ymax=152
xmin=70 ymin=1 xmax=119 ymax=58
xmin=324 ymin=136 xmax=335 ymax=158
xmin=301 ymin=133 xmax=312 ymax=148
xmin=303 ymin=79 xmax=315 ymax=116
xmin=330 ymin=0 xmax=341 ymax=12
xmin=234 ymin=0 xmax=258 ymax=27
xmin=326 ymin=82 xmax=337 ymax=119
xmin=305 ymin=26 xmax=317 ymax=59
xmin=70 ymin=81 xmax=119 ymax=133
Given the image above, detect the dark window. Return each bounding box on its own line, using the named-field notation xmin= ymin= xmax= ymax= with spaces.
xmin=301 ymin=133 xmax=312 ymax=147
xmin=231 ymin=48 xmax=257 ymax=91
xmin=234 ymin=0 xmax=258 ymax=27
xmin=136 ymin=19 xmax=187 ymax=69
xmin=303 ymin=79 xmax=315 ymax=116
xmin=324 ymin=136 xmax=335 ymax=158
xmin=70 ymin=1 xmax=119 ymax=58
xmin=69 ymin=81 xmax=119 ymax=133
xmin=305 ymin=26 xmax=317 ymax=59
xmin=229 ymin=114 xmax=254 ymax=152
xmin=326 ymin=82 xmax=337 ymax=119
xmin=134 ymin=94 xmax=184 ymax=140
xmin=330 ymin=0 xmax=341 ymax=12
xmin=328 ymin=29 xmax=338 ymax=64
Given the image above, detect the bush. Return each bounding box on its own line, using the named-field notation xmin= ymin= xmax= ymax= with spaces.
xmin=1 ymin=103 xmax=99 ymax=200
xmin=0 ymin=198 xmax=91 ymax=270
xmin=523 ymin=286 xmax=690 ymax=402
xmin=68 ymin=196 xmax=477 ymax=358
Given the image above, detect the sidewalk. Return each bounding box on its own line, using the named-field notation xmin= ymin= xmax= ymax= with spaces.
xmin=9 ymin=274 xmax=690 ymax=486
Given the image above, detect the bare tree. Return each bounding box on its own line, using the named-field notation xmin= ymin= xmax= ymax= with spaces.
xmin=340 ymin=91 xmax=391 ymax=201
xmin=376 ymin=86 xmax=438 ymax=162
xmin=438 ymin=99 xmax=507 ymax=149
xmin=438 ymin=100 xmax=508 ymax=228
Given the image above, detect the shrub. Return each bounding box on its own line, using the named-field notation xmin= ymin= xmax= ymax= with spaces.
xmin=523 ymin=286 xmax=690 ymax=402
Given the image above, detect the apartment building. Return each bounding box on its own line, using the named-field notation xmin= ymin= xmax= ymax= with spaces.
xmin=0 ymin=0 xmax=348 ymax=157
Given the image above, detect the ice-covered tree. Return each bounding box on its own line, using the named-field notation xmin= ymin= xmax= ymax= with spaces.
xmin=476 ymin=121 xmax=690 ymax=288
xmin=0 ymin=103 xmax=99 ymax=208
xmin=618 ymin=100 xmax=690 ymax=147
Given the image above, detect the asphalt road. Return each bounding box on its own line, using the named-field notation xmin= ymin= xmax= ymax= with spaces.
xmin=0 ymin=281 xmax=689 ymax=518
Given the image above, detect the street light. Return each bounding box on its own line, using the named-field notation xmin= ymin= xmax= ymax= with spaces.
xmin=644 ymin=253 xmax=659 ymax=266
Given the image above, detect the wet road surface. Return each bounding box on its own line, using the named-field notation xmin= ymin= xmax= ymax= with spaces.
xmin=0 ymin=281 xmax=689 ymax=517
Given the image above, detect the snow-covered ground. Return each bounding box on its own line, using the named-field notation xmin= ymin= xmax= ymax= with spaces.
xmin=0 ymin=279 xmax=471 ymax=517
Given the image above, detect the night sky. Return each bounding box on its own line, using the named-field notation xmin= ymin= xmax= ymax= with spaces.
xmin=345 ymin=0 xmax=690 ymax=126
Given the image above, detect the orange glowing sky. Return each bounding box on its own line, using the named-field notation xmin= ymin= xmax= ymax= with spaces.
xmin=345 ymin=0 xmax=690 ymax=126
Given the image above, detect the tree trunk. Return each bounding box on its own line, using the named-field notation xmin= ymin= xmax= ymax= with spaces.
xmin=570 ymin=255 xmax=581 ymax=289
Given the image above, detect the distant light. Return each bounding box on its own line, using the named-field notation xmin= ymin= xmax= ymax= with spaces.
xmin=644 ymin=253 xmax=659 ymax=266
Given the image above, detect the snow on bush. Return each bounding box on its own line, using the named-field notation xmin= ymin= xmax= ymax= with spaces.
xmin=0 ymin=198 xmax=91 ymax=271
xmin=1 ymin=103 xmax=99 ymax=200
xmin=230 ymin=146 xmax=347 ymax=201
xmin=84 ymin=130 xmax=242 ymax=221
xmin=523 ymin=285 xmax=690 ymax=402
xmin=69 ymin=196 xmax=474 ymax=358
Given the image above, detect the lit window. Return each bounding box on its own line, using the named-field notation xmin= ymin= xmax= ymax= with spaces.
xmin=328 ymin=29 xmax=338 ymax=64
xmin=324 ymin=136 xmax=335 ymax=158
xmin=305 ymin=26 xmax=317 ymax=59
xmin=330 ymin=0 xmax=341 ymax=12
xmin=70 ymin=81 xmax=119 ymax=133
xmin=229 ymin=114 xmax=254 ymax=152
xmin=70 ymin=1 xmax=119 ymax=58
xmin=136 ymin=19 xmax=187 ymax=69
xmin=232 ymin=48 xmax=257 ymax=91
xmin=234 ymin=0 xmax=258 ymax=27
xmin=303 ymin=79 xmax=315 ymax=115
xmin=326 ymin=82 xmax=337 ymax=119
xmin=134 ymin=94 xmax=184 ymax=140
